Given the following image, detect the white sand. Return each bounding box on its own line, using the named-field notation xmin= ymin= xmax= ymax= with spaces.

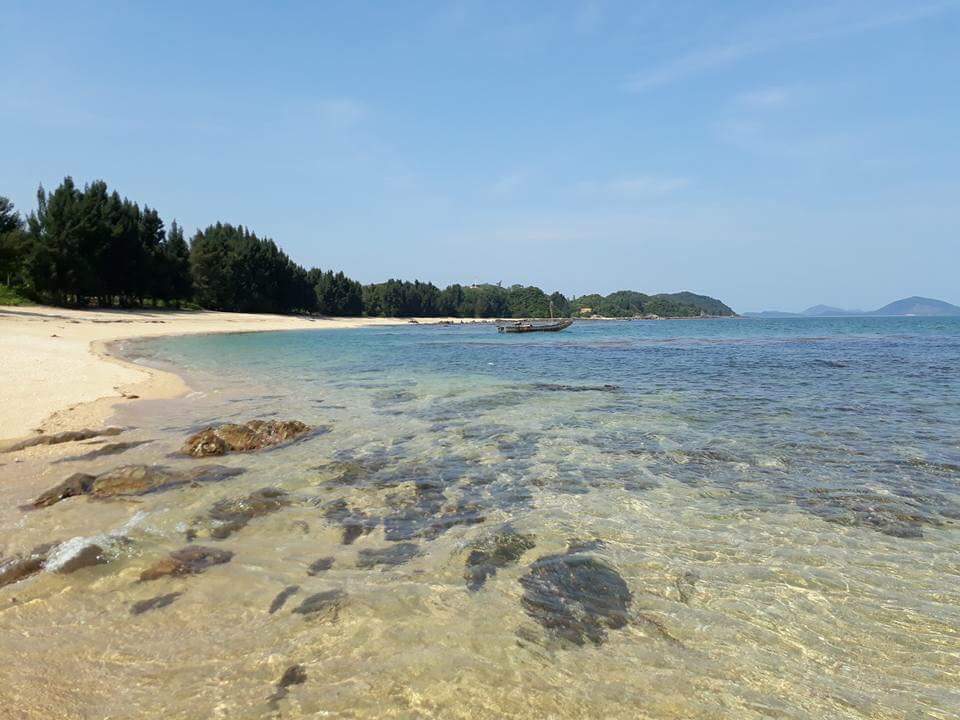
xmin=0 ymin=306 xmax=459 ymax=442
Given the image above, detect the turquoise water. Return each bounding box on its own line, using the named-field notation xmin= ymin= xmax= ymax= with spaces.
xmin=3 ymin=317 xmax=959 ymax=719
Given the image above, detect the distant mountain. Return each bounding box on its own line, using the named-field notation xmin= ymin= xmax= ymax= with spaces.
xmin=868 ymin=296 xmax=960 ymax=317
xmin=745 ymin=296 xmax=960 ymax=318
xmin=801 ymin=304 xmax=864 ymax=317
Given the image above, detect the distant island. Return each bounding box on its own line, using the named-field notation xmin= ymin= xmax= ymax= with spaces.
xmin=746 ymin=296 xmax=960 ymax=318
xmin=0 ymin=177 xmax=734 ymax=319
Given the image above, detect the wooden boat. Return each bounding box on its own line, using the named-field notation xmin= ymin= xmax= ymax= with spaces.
xmin=497 ymin=318 xmax=573 ymax=333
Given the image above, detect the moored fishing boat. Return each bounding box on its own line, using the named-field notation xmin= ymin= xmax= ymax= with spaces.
xmin=497 ymin=318 xmax=573 ymax=333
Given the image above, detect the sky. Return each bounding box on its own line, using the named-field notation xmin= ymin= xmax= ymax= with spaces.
xmin=2 ymin=0 xmax=958 ymax=313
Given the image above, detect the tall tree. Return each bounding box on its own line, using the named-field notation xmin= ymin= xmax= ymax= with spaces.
xmin=0 ymin=196 xmax=25 ymax=285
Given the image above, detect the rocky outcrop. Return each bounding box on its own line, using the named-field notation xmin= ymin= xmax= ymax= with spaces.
xmin=29 ymin=464 xmax=244 ymax=509
xmin=139 ymin=546 xmax=234 ymax=582
xmin=181 ymin=420 xmax=315 ymax=457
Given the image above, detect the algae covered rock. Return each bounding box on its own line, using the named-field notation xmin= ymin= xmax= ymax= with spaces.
xmin=464 ymin=529 xmax=535 ymax=591
xmin=181 ymin=420 xmax=315 ymax=457
xmin=519 ymin=543 xmax=632 ymax=646
xmin=189 ymin=487 xmax=289 ymax=540
xmin=29 ymin=464 xmax=244 ymax=509
xmin=139 ymin=545 xmax=234 ymax=582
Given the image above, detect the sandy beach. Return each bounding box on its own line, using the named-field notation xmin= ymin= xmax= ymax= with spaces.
xmin=0 ymin=305 xmax=455 ymax=443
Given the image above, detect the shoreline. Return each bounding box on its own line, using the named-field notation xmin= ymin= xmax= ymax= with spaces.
xmin=0 ymin=306 xmax=476 ymax=444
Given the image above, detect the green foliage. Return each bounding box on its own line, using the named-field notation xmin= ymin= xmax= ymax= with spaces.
xmin=0 ymin=196 xmax=27 ymax=285
xmin=0 ymin=283 xmax=33 ymax=305
xmin=18 ymin=178 xmax=194 ymax=307
xmin=572 ymin=290 xmax=734 ymax=317
xmin=2 ymin=178 xmax=735 ymax=319
xmin=315 ymin=270 xmax=363 ymax=315
xmin=189 ymin=223 xmax=316 ymax=313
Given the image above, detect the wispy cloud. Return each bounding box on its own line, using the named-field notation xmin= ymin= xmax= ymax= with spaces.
xmin=734 ymin=86 xmax=794 ymax=110
xmin=317 ymin=98 xmax=366 ymax=127
xmin=625 ymin=1 xmax=959 ymax=92
xmin=579 ymin=175 xmax=691 ymax=198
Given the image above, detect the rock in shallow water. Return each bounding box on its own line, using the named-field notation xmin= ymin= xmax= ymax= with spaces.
xmin=268 ymin=585 xmax=300 ymax=614
xmin=130 ymin=592 xmax=182 ymax=615
xmin=356 ymin=543 xmax=420 ymax=569
xmin=464 ymin=529 xmax=535 ymax=591
xmin=139 ymin=546 xmax=234 ymax=582
xmin=292 ymin=589 xmax=345 ymax=620
xmin=0 ymin=543 xmax=58 ymax=588
xmin=2 ymin=427 xmax=123 ymax=453
xmin=181 ymin=420 xmax=315 ymax=457
xmin=29 ymin=464 xmax=245 ymax=509
xmin=307 ymin=557 xmax=334 ymax=575
xmin=519 ymin=544 xmax=632 ymax=646
xmin=190 ymin=487 xmax=289 ymax=540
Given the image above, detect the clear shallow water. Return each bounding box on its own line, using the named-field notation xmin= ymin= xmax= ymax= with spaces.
xmin=2 ymin=317 xmax=959 ymax=719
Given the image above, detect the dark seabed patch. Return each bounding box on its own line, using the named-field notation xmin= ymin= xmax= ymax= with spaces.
xmin=190 ymin=487 xmax=290 ymax=540
xmin=139 ymin=546 xmax=234 ymax=582
xmin=321 ymin=499 xmax=377 ymax=544
xmin=130 ymin=592 xmax=183 ymax=616
xmin=29 ymin=464 xmax=245 ymax=509
xmin=293 ymin=590 xmax=346 ymax=620
xmin=268 ymin=585 xmax=300 ymax=614
xmin=519 ymin=544 xmax=632 ymax=646
xmin=464 ymin=529 xmax=535 ymax=591
xmin=268 ymin=663 xmax=308 ymax=709
xmin=356 ymin=543 xmax=420 ymax=569
xmin=54 ymin=440 xmax=152 ymax=463
xmin=307 ymin=557 xmax=334 ymax=575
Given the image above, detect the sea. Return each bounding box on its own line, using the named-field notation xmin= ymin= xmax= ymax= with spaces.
xmin=2 ymin=317 xmax=958 ymax=719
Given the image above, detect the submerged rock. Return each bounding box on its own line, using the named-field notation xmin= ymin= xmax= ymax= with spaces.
xmin=2 ymin=427 xmax=123 ymax=453
xmin=54 ymin=441 xmax=151 ymax=463
xmin=307 ymin=557 xmax=334 ymax=575
xmin=29 ymin=464 xmax=245 ymax=509
xmin=322 ymin=499 xmax=376 ymax=544
xmin=268 ymin=585 xmax=300 ymax=614
xmin=0 ymin=543 xmax=58 ymax=588
xmin=181 ymin=420 xmax=315 ymax=457
xmin=139 ymin=545 xmax=234 ymax=582
xmin=49 ymin=543 xmax=108 ymax=574
xmin=268 ymin=663 xmax=308 ymax=708
xmin=190 ymin=487 xmax=289 ymax=540
xmin=383 ymin=479 xmax=485 ymax=542
xmin=464 ymin=530 xmax=535 ymax=591
xmin=519 ymin=544 xmax=632 ymax=646
xmin=131 ymin=592 xmax=182 ymax=616
xmin=356 ymin=543 xmax=420 ymax=569
xmin=531 ymin=383 xmax=620 ymax=393
xmin=797 ymin=487 xmax=952 ymax=539
xmin=292 ymin=589 xmax=345 ymax=620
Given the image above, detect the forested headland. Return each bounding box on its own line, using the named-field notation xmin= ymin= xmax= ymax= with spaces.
xmin=0 ymin=177 xmax=734 ymax=318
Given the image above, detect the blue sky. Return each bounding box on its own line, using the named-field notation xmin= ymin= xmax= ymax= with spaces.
xmin=2 ymin=1 xmax=958 ymax=312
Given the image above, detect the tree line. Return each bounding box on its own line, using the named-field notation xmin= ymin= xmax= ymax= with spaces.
xmin=0 ymin=177 xmax=733 ymax=318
